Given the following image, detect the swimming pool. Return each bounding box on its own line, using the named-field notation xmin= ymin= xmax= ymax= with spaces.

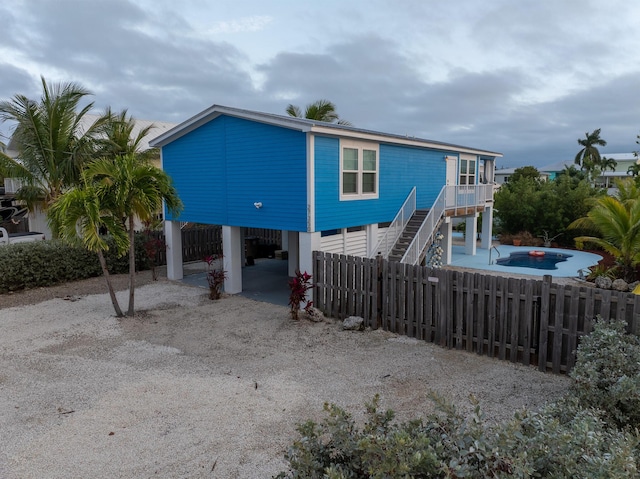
xmin=449 ymin=245 xmax=602 ymax=277
xmin=496 ymin=251 xmax=572 ymax=270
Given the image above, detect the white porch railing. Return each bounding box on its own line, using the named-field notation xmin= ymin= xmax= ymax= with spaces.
xmin=401 ymin=184 xmax=493 ymax=265
xmin=369 ymin=187 xmax=416 ymax=258
xmin=443 ymin=184 xmax=493 ymax=215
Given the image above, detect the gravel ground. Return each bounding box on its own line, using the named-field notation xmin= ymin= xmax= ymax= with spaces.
xmin=0 ymin=271 xmax=570 ymax=478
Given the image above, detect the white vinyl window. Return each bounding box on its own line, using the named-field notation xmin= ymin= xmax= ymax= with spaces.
xmin=340 ymin=141 xmax=379 ymax=200
xmin=459 ymin=158 xmax=476 ymax=186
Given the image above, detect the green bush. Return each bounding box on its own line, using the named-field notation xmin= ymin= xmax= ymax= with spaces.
xmin=277 ymin=395 xmax=640 ymax=478
xmin=569 ymin=318 xmax=640 ymax=429
xmin=277 ymin=319 xmax=640 ymax=478
xmin=0 ymin=234 xmax=152 ymax=293
xmin=275 ymin=395 xmax=440 ymax=479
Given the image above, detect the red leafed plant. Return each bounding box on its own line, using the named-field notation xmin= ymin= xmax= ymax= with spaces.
xmin=288 ymin=270 xmax=314 ymax=320
xmin=204 ymin=254 xmax=227 ymax=300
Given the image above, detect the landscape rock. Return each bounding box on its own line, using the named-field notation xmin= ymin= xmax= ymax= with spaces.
xmin=612 ymin=278 xmax=629 ymax=292
xmin=343 ymin=316 xmax=365 ymax=331
xmin=304 ymin=307 xmax=324 ymax=322
xmin=628 ymin=281 xmax=640 ymax=293
xmin=595 ymin=276 xmax=613 ymax=290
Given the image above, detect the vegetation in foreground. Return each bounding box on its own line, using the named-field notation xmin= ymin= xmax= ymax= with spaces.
xmin=276 ymin=318 xmax=640 ymax=478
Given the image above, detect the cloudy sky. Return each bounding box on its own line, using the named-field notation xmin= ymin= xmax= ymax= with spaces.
xmin=1 ymin=0 xmax=639 ymax=168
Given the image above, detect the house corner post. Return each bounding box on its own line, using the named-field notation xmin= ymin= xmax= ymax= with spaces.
xmin=165 ymin=220 xmax=183 ymax=280
xmin=222 ymin=225 xmax=242 ymax=294
xmin=298 ymin=232 xmax=320 ymax=276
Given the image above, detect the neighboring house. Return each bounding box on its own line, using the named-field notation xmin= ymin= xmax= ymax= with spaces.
xmin=541 ymin=153 xmax=639 ymax=194
xmin=3 ymin=114 xmax=176 ymax=238
xmin=150 ymin=105 xmax=502 ymax=294
xmin=494 ymin=167 xmax=550 ymax=187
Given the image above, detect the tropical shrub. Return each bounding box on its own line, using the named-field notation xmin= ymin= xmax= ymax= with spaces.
xmin=288 ymin=270 xmax=314 ymax=320
xmin=569 ymin=318 xmax=640 ymax=429
xmin=570 ymin=188 xmax=640 ymax=282
xmin=204 ymin=254 xmax=226 ymax=300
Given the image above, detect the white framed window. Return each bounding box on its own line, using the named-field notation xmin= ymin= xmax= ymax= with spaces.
xmin=459 ymin=158 xmax=476 ymax=186
xmin=340 ymin=140 xmax=379 ymax=200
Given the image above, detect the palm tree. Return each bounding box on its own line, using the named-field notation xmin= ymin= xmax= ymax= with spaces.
xmin=569 ymin=192 xmax=640 ymax=281
xmin=286 ymin=99 xmax=351 ymax=125
xmin=574 ymin=128 xmax=607 ymax=180
xmin=615 ymin=178 xmax=640 ymax=205
xmin=0 ymin=77 xmax=106 ymax=217
xmin=95 ymin=108 xmax=158 ymax=162
xmin=87 ymin=154 xmax=182 ymax=316
xmin=599 ymin=156 xmax=617 ymax=173
xmin=49 ymin=175 xmax=129 ymax=316
xmin=627 ymin=162 xmax=640 ymax=177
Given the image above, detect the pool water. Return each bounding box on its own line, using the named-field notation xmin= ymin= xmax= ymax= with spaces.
xmin=496 ymin=251 xmax=572 ymax=270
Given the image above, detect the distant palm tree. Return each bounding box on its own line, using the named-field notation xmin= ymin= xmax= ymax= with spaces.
xmin=627 ymin=163 xmax=640 ymax=177
xmin=574 ymin=128 xmax=607 ymax=179
xmin=96 ymin=108 xmax=158 ymax=163
xmin=286 ymin=99 xmax=351 ymax=125
xmin=600 ymin=156 xmax=617 ymax=173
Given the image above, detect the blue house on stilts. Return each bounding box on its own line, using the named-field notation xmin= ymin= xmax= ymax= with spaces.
xmin=150 ymin=105 xmax=502 ymax=294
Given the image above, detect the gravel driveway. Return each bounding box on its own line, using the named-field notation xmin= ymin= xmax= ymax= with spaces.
xmin=0 ymin=276 xmax=569 ymax=478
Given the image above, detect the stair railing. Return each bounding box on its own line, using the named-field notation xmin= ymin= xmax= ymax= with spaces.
xmin=401 ymin=186 xmax=446 ymax=265
xmin=402 ymin=184 xmax=493 ymax=265
xmin=370 ymin=187 xmax=416 ymax=258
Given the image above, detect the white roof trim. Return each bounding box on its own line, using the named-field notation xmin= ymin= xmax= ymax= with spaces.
xmin=149 ymin=104 xmax=502 ymax=158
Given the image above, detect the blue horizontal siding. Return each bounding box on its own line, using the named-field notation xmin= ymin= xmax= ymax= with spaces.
xmin=162 ymin=116 xmax=307 ymax=230
xmin=314 ymin=138 xmax=449 ymax=231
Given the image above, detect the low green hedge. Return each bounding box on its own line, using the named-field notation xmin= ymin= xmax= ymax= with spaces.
xmin=0 ymin=234 xmax=152 ymax=293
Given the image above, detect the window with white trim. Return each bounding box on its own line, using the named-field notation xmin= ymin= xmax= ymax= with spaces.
xmin=340 ymin=141 xmax=379 ymax=200
xmin=459 ymin=158 xmax=476 ymax=185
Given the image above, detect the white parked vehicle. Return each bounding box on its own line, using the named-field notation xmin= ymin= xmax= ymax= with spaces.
xmin=0 ymin=226 xmax=45 ymax=245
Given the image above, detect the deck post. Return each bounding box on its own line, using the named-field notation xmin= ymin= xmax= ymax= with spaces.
xmin=480 ymin=206 xmax=494 ymax=249
xmin=299 ymin=232 xmax=321 ymax=302
xmin=164 ymin=220 xmax=183 ymax=280
xmin=465 ymin=213 xmax=478 ymax=255
xmin=288 ymin=230 xmax=299 ymax=277
xmin=222 ymin=225 xmax=242 ymax=294
xmin=441 ymin=218 xmax=453 ymax=264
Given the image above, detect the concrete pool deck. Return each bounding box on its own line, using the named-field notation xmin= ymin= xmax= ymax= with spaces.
xmin=449 ymin=244 xmax=602 ymax=279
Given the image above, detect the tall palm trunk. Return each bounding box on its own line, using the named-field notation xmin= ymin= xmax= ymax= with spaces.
xmin=97 ymin=250 xmax=123 ymax=317
xmin=127 ymin=215 xmax=136 ymax=316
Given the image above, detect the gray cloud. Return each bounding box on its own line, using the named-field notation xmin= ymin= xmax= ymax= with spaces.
xmin=1 ymin=0 xmax=639 ymax=168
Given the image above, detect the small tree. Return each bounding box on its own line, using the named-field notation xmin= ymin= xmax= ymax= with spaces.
xmin=49 ymin=177 xmax=128 ymax=316
xmin=87 ymin=154 xmax=182 ymax=316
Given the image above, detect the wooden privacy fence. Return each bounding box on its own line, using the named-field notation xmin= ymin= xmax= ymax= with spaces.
xmin=313 ymin=251 xmax=640 ymax=374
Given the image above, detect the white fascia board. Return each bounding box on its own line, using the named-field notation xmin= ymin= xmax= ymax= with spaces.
xmin=309 ymin=125 xmax=503 ymax=158
xmin=150 ymin=105 xmax=313 ymax=148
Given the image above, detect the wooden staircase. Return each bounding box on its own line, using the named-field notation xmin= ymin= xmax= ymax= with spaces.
xmin=388 ymin=209 xmax=429 ymax=262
